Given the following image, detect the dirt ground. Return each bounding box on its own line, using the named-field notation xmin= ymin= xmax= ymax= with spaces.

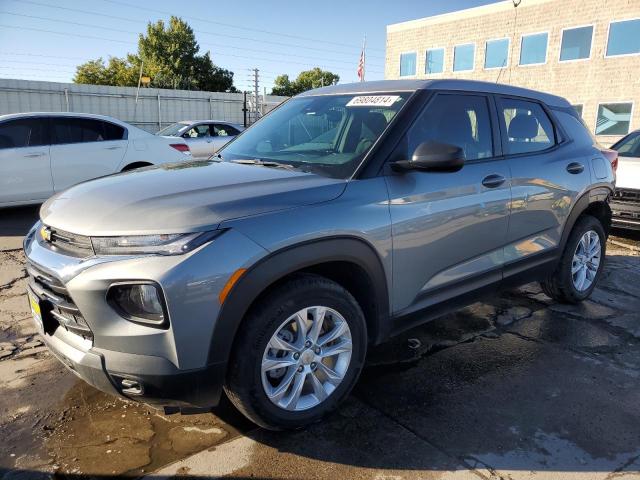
xmin=1 ymin=206 xmax=640 ymax=479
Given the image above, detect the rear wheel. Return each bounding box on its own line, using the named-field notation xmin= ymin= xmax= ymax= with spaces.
xmin=224 ymin=274 xmax=367 ymax=430
xmin=541 ymin=215 xmax=606 ymax=304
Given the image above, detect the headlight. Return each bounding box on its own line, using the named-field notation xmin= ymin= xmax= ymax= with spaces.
xmin=108 ymin=283 xmax=166 ymax=326
xmin=91 ymin=231 xmax=221 ymax=256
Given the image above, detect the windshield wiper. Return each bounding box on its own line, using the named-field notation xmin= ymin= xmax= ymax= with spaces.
xmin=231 ymin=159 xmax=296 ymax=170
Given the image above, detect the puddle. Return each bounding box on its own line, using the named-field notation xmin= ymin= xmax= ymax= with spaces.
xmin=42 ymin=382 xmax=254 ymax=477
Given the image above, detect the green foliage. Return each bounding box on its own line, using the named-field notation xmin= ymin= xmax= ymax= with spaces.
xmin=271 ymin=68 xmax=339 ymax=96
xmin=73 ymin=16 xmax=236 ymax=92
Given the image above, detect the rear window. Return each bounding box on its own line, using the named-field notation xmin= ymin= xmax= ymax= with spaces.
xmin=500 ymin=98 xmax=556 ymax=154
xmin=0 ymin=118 xmax=47 ymax=149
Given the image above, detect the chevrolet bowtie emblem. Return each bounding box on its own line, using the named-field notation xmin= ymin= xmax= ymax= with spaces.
xmin=40 ymin=226 xmax=52 ymax=242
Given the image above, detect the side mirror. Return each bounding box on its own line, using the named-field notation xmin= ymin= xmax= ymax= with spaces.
xmin=392 ymin=141 xmax=465 ymax=172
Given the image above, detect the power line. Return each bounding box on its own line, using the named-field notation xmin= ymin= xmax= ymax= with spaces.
xmin=100 ymin=0 xmax=385 ymax=53
xmin=0 ymin=11 xmax=384 ymax=69
xmin=5 ymin=0 xmax=384 ymax=59
xmin=0 ymin=52 xmax=283 ymax=75
xmin=0 ymin=24 xmax=384 ymax=74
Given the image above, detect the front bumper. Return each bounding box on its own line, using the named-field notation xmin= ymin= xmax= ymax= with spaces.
xmin=23 ymin=223 xmax=267 ymax=408
xmin=611 ymin=188 xmax=640 ymax=230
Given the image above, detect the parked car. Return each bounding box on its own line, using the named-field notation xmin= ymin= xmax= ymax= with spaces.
xmin=0 ymin=112 xmax=191 ymax=207
xmin=24 ymin=79 xmax=614 ymax=430
xmin=610 ymin=130 xmax=640 ymax=230
xmin=156 ymin=120 xmax=244 ymax=159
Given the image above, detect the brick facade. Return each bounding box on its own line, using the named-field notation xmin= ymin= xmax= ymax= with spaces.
xmin=385 ymin=0 xmax=640 ymax=145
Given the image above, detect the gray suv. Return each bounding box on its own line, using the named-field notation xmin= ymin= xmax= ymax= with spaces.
xmin=24 ymin=80 xmax=614 ymax=429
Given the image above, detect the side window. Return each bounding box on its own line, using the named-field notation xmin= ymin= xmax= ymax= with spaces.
xmin=406 ymin=94 xmax=494 ymax=161
xmin=615 ymin=133 xmax=640 ymax=157
xmin=0 ymin=118 xmax=46 ymax=149
xmin=102 ymin=121 xmax=126 ymax=141
xmin=499 ymin=98 xmax=556 ymax=155
xmin=213 ymin=124 xmax=228 ymax=137
xmin=215 ymin=124 xmax=239 ymax=136
xmin=184 ymin=124 xmax=210 ymax=138
xmin=52 ymin=118 xmax=105 ymax=144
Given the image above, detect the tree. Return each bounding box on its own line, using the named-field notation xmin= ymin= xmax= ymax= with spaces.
xmin=271 ymin=74 xmax=297 ymax=96
xmin=271 ymin=68 xmax=339 ymax=96
xmin=73 ymin=17 xmax=236 ymax=92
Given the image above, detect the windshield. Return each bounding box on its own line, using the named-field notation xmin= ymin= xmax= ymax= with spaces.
xmin=156 ymin=122 xmax=188 ymax=137
xmin=220 ymin=93 xmax=411 ymax=178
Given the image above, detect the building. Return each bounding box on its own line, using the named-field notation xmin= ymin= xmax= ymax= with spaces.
xmin=385 ymin=0 xmax=640 ymax=145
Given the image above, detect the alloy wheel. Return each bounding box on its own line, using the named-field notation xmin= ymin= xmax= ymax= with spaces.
xmin=571 ymin=230 xmax=601 ymax=292
xmin=261 ymin=306 xmax=352 ymax=411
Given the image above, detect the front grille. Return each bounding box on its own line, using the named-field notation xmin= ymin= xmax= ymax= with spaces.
xmin=613 ymin=188 xmax=640 ymax=205
xmin=41 ymin=225 xmax=94 ymax=258
xmin=26 ymin=262 xmax=93 ymax=339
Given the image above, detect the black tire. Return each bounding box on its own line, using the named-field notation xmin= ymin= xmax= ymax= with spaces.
xmin=224 ymin=273 xmax=367 ymax=430
xmin=541 ymin=214 xmax=606 ymax=304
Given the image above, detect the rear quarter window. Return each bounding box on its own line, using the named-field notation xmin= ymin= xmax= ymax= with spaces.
xmin=553 ymin=110 xmax=596 ymax=147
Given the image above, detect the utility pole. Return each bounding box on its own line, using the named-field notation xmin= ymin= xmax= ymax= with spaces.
xmin=252 ymin=68 xmax=260 ymax=122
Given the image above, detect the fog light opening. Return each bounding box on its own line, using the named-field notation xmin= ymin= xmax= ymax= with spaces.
xmin=108 ymin=282 xmax=168 ymax=328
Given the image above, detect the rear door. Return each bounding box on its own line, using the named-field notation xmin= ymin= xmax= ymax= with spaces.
xmin=49 ymin=117 xmax=127 ymax=191
xmin=496 ymin=96 xmax=590 ymax=273
xmin=385 ymin=92 xmax=512 ymax=315
xmin=210 ymin=123 xmax=240 ymax=152
xmin=182 ymin=123 xmax=213 ymax=158
xmin=0 ymin=117 xmax=52 ymax=204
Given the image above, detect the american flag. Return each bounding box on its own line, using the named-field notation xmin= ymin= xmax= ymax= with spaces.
xmin=357 ymin=37 xmax=366 ymax=82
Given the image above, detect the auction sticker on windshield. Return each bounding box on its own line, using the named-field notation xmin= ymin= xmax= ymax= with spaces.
xmin=346 ymin=95 xmax=401 ymax=107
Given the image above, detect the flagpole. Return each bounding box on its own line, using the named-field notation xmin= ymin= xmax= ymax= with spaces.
xmin=362 ymin=35 xmax=366 ymax=82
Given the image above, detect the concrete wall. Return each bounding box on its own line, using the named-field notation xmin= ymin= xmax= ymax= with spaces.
xmin=0 ymin=79 xmax=288 ymax=132
xmin=385 ymin=0 xmax=640 ymax=145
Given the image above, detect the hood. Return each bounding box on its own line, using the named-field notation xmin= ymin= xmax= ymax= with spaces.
xmin=616 ymin=156 xmax=640 ymax=190
xmin=40 ymin=161 xmax=347 ymax=236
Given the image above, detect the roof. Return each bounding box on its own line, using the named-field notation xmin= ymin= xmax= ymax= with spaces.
xmin=0 ymin=111 xmax=123 ymax=123
xmin=298 ymin=79 xmax=571 ymax=109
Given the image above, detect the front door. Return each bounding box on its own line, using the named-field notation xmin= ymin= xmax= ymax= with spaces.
xmin=384 ymin=93 xmax=512 ymax=315
xmin=0 ymin=117 xmax=52 ymax=204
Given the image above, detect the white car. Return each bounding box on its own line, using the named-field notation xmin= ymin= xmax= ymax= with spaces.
xmin=611 ymin=130 xmax=640 ymax=230
xmin=0 ymin=112 xmax=191 ymax=207
xmin=156 ymin=120 xmax=244 ymax=159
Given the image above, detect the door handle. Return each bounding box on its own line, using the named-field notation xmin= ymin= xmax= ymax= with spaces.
xmin=23 ymin=152 xmax=44 ymax=158
xmin=566 ymin=162 xmax=584 ymax=174
xmin=482 ymin=174 xmax=506 ymax=188
xmin=104 ymin=145 xmax=122 ymax=150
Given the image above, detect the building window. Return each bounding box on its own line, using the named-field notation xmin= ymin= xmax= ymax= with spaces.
xmin=596 ymin=103 xmax=633 ymax=135
xmin=453 ymin=44 xmax=475 ymax=72
xmin=484 ymin=38 xmax=509 ymax=69
xmin=425 ymin=48 xmax=445 ymax=74
xmin=560 ymin=26 xmax=593 ymax=61
xmin=606 ymin=19 xmax=640 ymax=57
xmin=572 ymin=105 xmax=583 ymax=118
xmin=400 ymin=52 xmax=417 ymax=77
xmin=519 ymin=32 xmax=548 ymax=65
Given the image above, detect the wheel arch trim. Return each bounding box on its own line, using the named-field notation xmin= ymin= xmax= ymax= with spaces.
xmin=206 ymin=236 xmax=390 ymax=366
xmin=560 ymin=185 xmax=612 ymax=252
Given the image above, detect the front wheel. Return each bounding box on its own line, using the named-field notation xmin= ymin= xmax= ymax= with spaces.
xmin=224 ymin=274 xmax=367 ymax=430
xmin=541 ymin=214 xmax=606 ymax=304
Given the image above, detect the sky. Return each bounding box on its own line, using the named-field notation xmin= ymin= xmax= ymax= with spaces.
xmin=0 ymin=0 xmax=500 ymax=93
